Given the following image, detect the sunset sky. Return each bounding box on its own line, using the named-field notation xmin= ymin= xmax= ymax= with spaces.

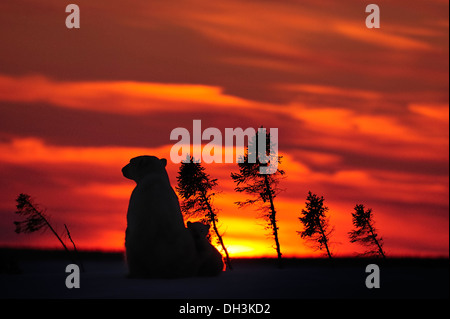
xmin=0 ymin=0 xmax=448 ymax=257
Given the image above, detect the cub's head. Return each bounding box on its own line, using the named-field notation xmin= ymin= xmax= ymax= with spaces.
xmin=187 ymin=221 xmax=210 ymax=239
xmin=122 ymin=155 xmax=168 ymax=183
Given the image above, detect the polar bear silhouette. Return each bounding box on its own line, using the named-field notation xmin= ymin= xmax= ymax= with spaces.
xmin=122 ymin=155 xmax=198 ymax=278
xmin=187 ymin=221 xmax=224 ymax=276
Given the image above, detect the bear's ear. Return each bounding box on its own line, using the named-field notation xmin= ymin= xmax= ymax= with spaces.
xmin=160 ymin=158 xmax=167 ymax=167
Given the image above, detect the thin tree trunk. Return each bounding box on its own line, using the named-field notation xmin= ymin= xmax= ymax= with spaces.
xmin=65 ymin=224 xmax=85 ymax=272
xmin=317 ymin=221 xmax=332 ymax=259
xmin=366 ymin=220 xmax=386 ymax=259
xmin=200 ymin=192 xmax=233 ymax=270
xmin=264 ymin=175 xmax=283 ymax=268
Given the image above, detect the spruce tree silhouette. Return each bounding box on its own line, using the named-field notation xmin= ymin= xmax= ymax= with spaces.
xmin=298 ymin=191 xmax=333 ymax=258
xmin=176 ymin=157 xmax=232 ymax=270
xmin=348 ymin=204 xmax=386 ymax=258
xmin=231 ymin=128 xmax=285 ymax=268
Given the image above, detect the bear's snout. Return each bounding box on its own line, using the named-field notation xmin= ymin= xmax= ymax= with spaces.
xmin=122 ymin=163 xmax=132 ymax=180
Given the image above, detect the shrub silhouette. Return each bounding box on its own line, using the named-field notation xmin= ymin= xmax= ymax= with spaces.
xmin=14 ymin=193 xmax=84 ymax=270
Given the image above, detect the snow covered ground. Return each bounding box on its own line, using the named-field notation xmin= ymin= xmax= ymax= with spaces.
xmin=1 ymin=251 xmax=448 ymax=299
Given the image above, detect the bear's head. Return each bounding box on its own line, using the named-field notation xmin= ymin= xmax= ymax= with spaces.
xmin=122 ymin=155 xmax=168 ymax=183
xmin=187 ymin=221 xmax=210 ymax=240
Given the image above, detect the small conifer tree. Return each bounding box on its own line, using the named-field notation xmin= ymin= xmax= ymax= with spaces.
xmin=231 ymin=128 xmax=285 ymax=267
xmin=298 ymin=191 xmax=333 ymax=258
xmin=177 ymin=158 xmax=232 ymax=270
xmin=348 ymin=204 xmax=386 ymax=258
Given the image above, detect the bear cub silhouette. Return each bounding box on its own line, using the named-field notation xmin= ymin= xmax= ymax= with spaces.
xmin=187 ymin=221 xmax=224 ymax=276
xmin=122 ymin=155 xmax=199 ymax=278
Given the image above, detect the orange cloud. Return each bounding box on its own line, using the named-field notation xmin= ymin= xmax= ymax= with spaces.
xmin=0 ymin=137 xmax=168 ymax=165
xmin=284 ymin=102 xmax=435 ymax=144
xmin=334 ymin=22 xmax=433 ymax=51
xmin=0 ymin=74 xmax=251 ymax=115
xmin=280 ymin=84 xmax=382 ymax=100
xmin=409 ymin=103 xmax=449 ymax=122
